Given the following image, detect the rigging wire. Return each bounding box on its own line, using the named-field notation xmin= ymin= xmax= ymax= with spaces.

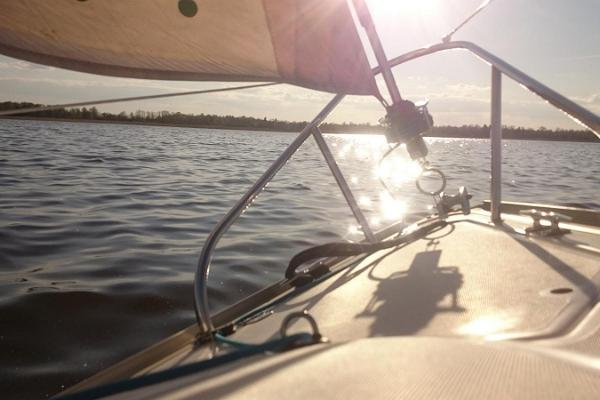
xmin=0 ymin=82 xmax=280 ymax=117
xmin=441 ymin=0 xmax=497 ymax=43
xmin=377 ymin=142 xmax=402 ymax=201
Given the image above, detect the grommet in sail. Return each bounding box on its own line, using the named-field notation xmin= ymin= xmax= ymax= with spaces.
xmin=178 ymin=0 xmax=198 ymax=17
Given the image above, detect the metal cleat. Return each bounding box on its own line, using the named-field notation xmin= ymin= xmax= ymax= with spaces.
xmin=437 ymin=186 xmax=471 ymax=217
xmin=521 ymin=209 xmax=572 ymax=237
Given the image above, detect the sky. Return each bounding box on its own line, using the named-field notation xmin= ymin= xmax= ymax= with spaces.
xmin=0 ymin=0 xmax=598 ymax=130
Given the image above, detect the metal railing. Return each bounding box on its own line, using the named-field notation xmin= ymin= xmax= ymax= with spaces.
xmin=193 ymin=94 xmax=346 ymax=334
xmin=381 ymin=40 xmax=600 ymax=222
xmin=380 ymin=41 xmax=600 ymax=135
xmin=194 ymin=40 xmax=600 ymax=334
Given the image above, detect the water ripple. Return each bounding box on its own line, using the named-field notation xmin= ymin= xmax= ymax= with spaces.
xmin=0 ymin=120 xmax=598 ymax=398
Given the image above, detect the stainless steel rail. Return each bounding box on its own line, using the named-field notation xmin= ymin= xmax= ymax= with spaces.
xmin=312 ymin=127 xmax=376 ymax=242
xmin=194 ymin=94 xmax=345 ymax=334
xmin=380 ymin=40 xmax=600 ymax=223
xmin=379 ymin=41 xmax=600 ymax=137
xmin=194 ymin=40 xmax=600 ymax=334
xmin=490 ymin=67 xmax=502 ymax=223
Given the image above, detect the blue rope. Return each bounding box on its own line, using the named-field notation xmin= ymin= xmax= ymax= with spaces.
xmin=213 ymin=333 xmax=262 ymax=349
xmin=56 ymin=332 xmax=315 ymax=400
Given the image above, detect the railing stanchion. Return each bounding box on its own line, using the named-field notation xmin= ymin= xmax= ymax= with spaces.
xmin=383 ymin=41 xmax=600 ymax=137
xmin=490 ymin=66 xmax=503 ymax=223
xmin=194 ymin=40 xmax=600 ymax=335
xmin=194 ymin=94 xmax=345 ymax=334
xmin=312 ymin=127 xmax=376 ymax=242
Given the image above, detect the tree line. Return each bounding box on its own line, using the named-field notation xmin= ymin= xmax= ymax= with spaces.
xmin=1 ymin=101 xmax=597 ymax=142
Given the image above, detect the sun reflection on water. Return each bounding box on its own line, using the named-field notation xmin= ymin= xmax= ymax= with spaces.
xmin=379 ymin=191 xmax=407 ymax=221
xmin=330 ymin=133 xmax=428 ymax=239
xmin=358 ymin=195 xmax=372 ymax=206
xmin=376 ymin=154 xmax=423 ymax=185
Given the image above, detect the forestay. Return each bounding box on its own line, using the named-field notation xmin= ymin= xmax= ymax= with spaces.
xmin=0 ymin=0 xmax=377 ymax=95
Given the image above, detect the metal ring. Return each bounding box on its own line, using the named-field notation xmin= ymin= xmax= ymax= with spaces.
xmin=416 ymin=167 xmax=447 ymax=196
xmin=280 ymin=310 xmax=321 ymax=340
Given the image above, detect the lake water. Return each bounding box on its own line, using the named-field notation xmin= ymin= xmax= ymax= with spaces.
xmin=1 ymin=119 xmax=598 ymax=399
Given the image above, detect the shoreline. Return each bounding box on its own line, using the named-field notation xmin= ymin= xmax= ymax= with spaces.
xmin=1 ymin=116 xmax=598 ymax=142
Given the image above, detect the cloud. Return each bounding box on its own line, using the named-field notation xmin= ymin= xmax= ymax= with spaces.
xmin=0 ymin=69 xmax=590 ymax=129
xmin=0 ymin=76 xmax=203 ymax=92
xmin=0 ymin=60 xmax=54 ymax=71
xmin=445 ymin=83 xmax=490 ymax=97
xmin=571 ymin=93 xmax=600 ymax=113
xmin=556 ymin=54 xmax=600 ymax=62
xmin=0 ymin=75 xmax=327 ymax=106
xmin=573 ymin=93 xmax=600 ymax=105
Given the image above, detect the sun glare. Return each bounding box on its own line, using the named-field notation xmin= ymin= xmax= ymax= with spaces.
xmin=375 ymin=155 xmax=422 ymax=185
xmin=368 ymin=0 xmax=440 ymax=17
xmin=456 ymin=314 xmax=516 ymax=337
xmin=379 ymin=191 xmax=407 ymax=221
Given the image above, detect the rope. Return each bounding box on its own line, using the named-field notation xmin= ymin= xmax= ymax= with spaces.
xmin=214 ymin=333 xmax=263 ymax=350
xmin=0 ymin=82 xmax=280 ymax=116
xmin=285 ymin=219 xmax=447 ymax=278
xmin=56 ymin=332 xmax=316 ymax=400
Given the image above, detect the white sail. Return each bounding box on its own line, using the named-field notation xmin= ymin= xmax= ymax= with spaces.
xmin=0 ymin=0 xmax=377 ymax=95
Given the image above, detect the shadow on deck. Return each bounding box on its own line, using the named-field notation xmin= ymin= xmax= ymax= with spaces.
xmin=360 ymin=250 xmax=465 ymax=336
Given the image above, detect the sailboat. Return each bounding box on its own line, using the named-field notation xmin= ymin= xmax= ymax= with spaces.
xmin=1 ymin=0 xmax=600 ymax=398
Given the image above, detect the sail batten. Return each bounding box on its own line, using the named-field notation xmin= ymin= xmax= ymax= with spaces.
xmin=0 ymin=0 xmax=377 ymax=95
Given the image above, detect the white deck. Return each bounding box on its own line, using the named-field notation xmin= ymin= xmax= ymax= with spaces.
xmin=63 ymin=210 xmax=600 ymax=398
